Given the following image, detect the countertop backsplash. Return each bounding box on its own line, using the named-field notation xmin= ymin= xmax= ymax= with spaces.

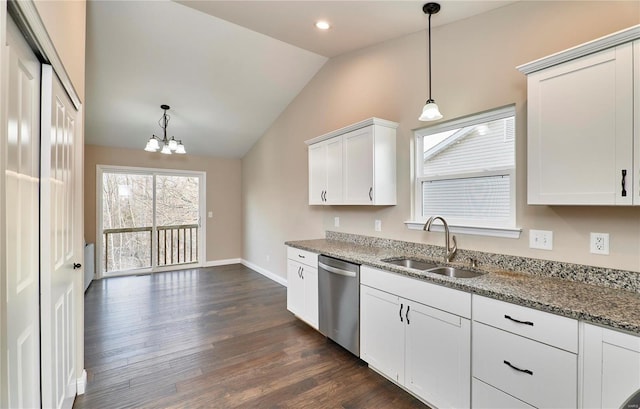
xmin=325 ymin=231 xmax=640 ymax=294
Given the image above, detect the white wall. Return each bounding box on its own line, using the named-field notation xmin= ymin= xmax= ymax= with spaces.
xmin=242 ymin=1 xmax=640 ymax=280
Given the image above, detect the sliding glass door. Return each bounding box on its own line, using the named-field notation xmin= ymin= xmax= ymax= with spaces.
xmin=98 ymin=166 xmax=204 ymax=276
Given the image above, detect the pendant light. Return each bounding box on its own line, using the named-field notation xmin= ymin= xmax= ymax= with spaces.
xmin=144 ymin=104 xmax=186 ymax=154
xmin=418 ymin=2 xmax=443 ymax=122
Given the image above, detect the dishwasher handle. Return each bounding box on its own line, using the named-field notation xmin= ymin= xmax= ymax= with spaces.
xmin=318 ymin=261 xmax=357 ymax=278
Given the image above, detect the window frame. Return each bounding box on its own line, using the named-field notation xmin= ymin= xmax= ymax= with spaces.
xmin=406 ymin=105 xmax=521 ymax=239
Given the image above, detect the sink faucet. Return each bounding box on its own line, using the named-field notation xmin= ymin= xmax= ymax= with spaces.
xmin=423 ymin=216 xmax=457 ymax=263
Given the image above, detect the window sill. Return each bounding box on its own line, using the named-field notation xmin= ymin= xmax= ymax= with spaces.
xmin=404 ymin=221 xmax=522 ymax=239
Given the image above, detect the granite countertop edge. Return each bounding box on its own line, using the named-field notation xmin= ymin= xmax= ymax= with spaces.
xmin=285 ymin=239 xmax=640 ymax=335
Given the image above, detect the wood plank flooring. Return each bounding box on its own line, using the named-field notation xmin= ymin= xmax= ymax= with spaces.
xmin=73 ymin=264 xmax=429 ymax=408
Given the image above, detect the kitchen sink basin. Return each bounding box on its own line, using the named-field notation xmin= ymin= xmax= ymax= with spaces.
xmin=426 ymin=266 xmax=486 ymax=279
xmin=382 ymin=258 xmax=437 ymax=271
xmin=381 ymin=258 xmax=486 ymax=279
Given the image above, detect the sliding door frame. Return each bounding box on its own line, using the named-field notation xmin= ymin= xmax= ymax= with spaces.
xmin=96 ymin=164 xmax=206 ymax=278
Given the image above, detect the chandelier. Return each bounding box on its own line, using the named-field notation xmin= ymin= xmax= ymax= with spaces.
xmin=144 ymin=104 xmax=186 ymax=154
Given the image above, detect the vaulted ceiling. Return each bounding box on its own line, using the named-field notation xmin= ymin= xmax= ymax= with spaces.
xmin=85 ymin=0 xmax=515 ymax=158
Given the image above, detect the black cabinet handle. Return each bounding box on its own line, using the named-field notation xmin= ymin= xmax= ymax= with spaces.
xmin=406 ymin=305 xmax=410 ymax=325
xmin=323 ymin=190 xmax=327 ymax=202
xmin=622 ymin=170 xmax=627 ymax=197
xmin=73 ymin=263 xmax=82 ymax=269
xmin=300 ymin=267 xmax=304 ymax=279
xmin=297 ymin=266 xmax=301 ymax=278
xmin=369 ymin=187 xmax=373 ymax=201
xmin=298 ymin=254 xmax=305 ymax=259
xmin=504 ymin=360 xmax=533 ymax=376
xmin=504 ymin=314 xmax=534 ymax=326
xmin=399 ymin=303 xmax=403 ymax=322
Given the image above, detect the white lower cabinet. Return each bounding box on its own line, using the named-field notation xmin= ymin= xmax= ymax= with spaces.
xmin=360 ymin=266 xmax=471 ymax=408
xmin=286 ymin=247 xmax=318 ymax=329
xmin=405 ymin=301 xmax=471 ymax=408
xmin=471 ymin=295 xmax=578 ymax=409
xmin=472 ymin=378 xmax=534 ymax=409
xmin=582 ymin=323 xmax=640 ymax=408
xmin=360 ymin=285 xmax=405 ymax=383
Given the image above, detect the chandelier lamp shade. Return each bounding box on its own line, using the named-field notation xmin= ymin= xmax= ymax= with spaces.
xmin=418 ymin=2 xmax=443 ymax=122
xmin=144 ymin=104 xmax=186 ymax=154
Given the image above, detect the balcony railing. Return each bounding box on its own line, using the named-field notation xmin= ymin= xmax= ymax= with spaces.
xmin=103 ymin=224 xmax=198 ymax=273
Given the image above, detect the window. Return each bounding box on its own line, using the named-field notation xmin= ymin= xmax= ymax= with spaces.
xmin=97 ymin=166 xmax=206 ymax=277
xmin=409 ymin=105 xmax=520 ymax=238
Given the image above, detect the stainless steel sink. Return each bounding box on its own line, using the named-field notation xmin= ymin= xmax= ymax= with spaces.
xmin=382 ymin=258 xmax=438 ymax=271
xmin=426 ymin=266 xmax=486 ymax=279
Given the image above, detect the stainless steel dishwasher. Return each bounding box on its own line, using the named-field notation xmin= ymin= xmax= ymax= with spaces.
xmin=318 ymin=255 xmax=360 ymax=357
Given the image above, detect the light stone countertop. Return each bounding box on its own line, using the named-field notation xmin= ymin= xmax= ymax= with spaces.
xmin=285 ymin=238 xmax=640 ymax=335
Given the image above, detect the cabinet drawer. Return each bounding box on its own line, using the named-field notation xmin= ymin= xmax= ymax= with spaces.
xmin=472 ymin=295 xmax=578 ymax=352
xmin=472 ymin=322 xmax=577 ymax=409
xmin=472 ymin=378 xmax=534 ymax=409
xmin=286 ymin=247 xmax=318 ymax=268
xmin=361 ymin=265 xmax=471 ymax=319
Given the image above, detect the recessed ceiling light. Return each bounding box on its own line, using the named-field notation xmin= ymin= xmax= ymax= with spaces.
xmin=315 ymin=21 xmax=331 ymax=30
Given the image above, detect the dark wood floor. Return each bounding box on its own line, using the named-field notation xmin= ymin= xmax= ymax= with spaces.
xmin=74 ymin=264 xmax=429 ymax=408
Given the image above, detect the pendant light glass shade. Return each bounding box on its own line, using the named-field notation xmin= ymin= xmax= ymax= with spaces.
xmin=419 ymin=100 xmax=443 ymax=121
xmin=175 ymin=142 xmax=186 ymax=154
xmin=168 ymin=137 xmax=178 ymax=151
xmin=160 ymin=144 xmax=172 ymax=154
xmin=145 ymin=137 xmax=160 ymax=152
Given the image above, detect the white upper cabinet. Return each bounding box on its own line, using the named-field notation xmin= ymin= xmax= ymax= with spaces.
xmin=518 ymin=26 xmax=640 ymax=205
xmin=309 ymin=137 xmax=343 ymax=205
xmin=306 ymin=118 xmax=398 ymax=206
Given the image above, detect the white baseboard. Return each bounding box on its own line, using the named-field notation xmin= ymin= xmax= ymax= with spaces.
xmin=203 ymin=258 xmax=242 ymax=267
xmin=242 ymin=259 xmax=287 ymax=287
xmin=77 ymin=369 xmax=87 ymax=395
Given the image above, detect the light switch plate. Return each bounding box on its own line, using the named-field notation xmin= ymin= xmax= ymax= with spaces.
xmin=334 ymin=217 xmax=340 ymax=227
xmin=374 ymin=220 xmax=382 ymax=232
xmin=529 ymin=229 xmax=553 ymax=250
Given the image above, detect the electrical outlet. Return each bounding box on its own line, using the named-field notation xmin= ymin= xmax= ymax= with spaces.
xmin=334 ymin=217 xmax=340 ymax=227
xmin=374 ymin=220 xmax=382 ymax=232
xmin=590 ymin=232 xmax=610 ymax=255
xmin=529 ymin=229 xmax=553 ymax=250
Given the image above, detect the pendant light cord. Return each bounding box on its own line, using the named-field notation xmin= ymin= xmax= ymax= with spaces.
xmin=428 ymin=12 xmax=433 ymax=102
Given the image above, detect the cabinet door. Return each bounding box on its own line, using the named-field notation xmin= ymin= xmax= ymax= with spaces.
xmin=301 ymin=265 xmax=318 ymax=329
xmin=309 ymin=143 xmax=327 ymax=205
xmin=405 ymin=301 xmax=471 ymax=409
xmin=286 ymin=260 xmax=305 ymax=318
xmin=583 ymin=323 xmax=640 ymax=408
xmin=344 ymin=127 xmax=374 ymax=204
xmin=308 ymin=138 xmax=343 ymax=205
xmin=527 ymin=43 xmax=633 ymax=205
xmin=325 ymin=137 xmax=343 ymax=204
xmin=360 ymin=285 xmax=405 ymax=384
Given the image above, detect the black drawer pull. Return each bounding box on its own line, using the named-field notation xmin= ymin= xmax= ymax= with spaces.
xmin=399 ymin=303 xmax=403 ymax=322
xmin=298 ymin=254 xmax=305 ymax=258
xmin=406 ymin=305 xmax=410 ymax=325
xmin=622 ymin=169 xmax=627 ymax=197
xmin=369 ymin=187 xmax=373 ymax=201
xmin=504 ymin=314 xmax=534 ymax=326
xmin=504 ymin=360 xmax=533 ymax=376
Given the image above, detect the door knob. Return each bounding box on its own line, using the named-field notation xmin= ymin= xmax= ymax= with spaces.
xmin=73 ymin=263 xmax=82 ymax=269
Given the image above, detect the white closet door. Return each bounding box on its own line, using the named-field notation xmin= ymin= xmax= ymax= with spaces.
xmin=5 ymin=17 xmax=42 ymax=409
xmin=40 ymin=64 xmax=82 ymax=409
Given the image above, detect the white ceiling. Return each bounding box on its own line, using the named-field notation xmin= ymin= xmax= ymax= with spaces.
xmin=85 ymin=0 xmax=515 ymax=158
